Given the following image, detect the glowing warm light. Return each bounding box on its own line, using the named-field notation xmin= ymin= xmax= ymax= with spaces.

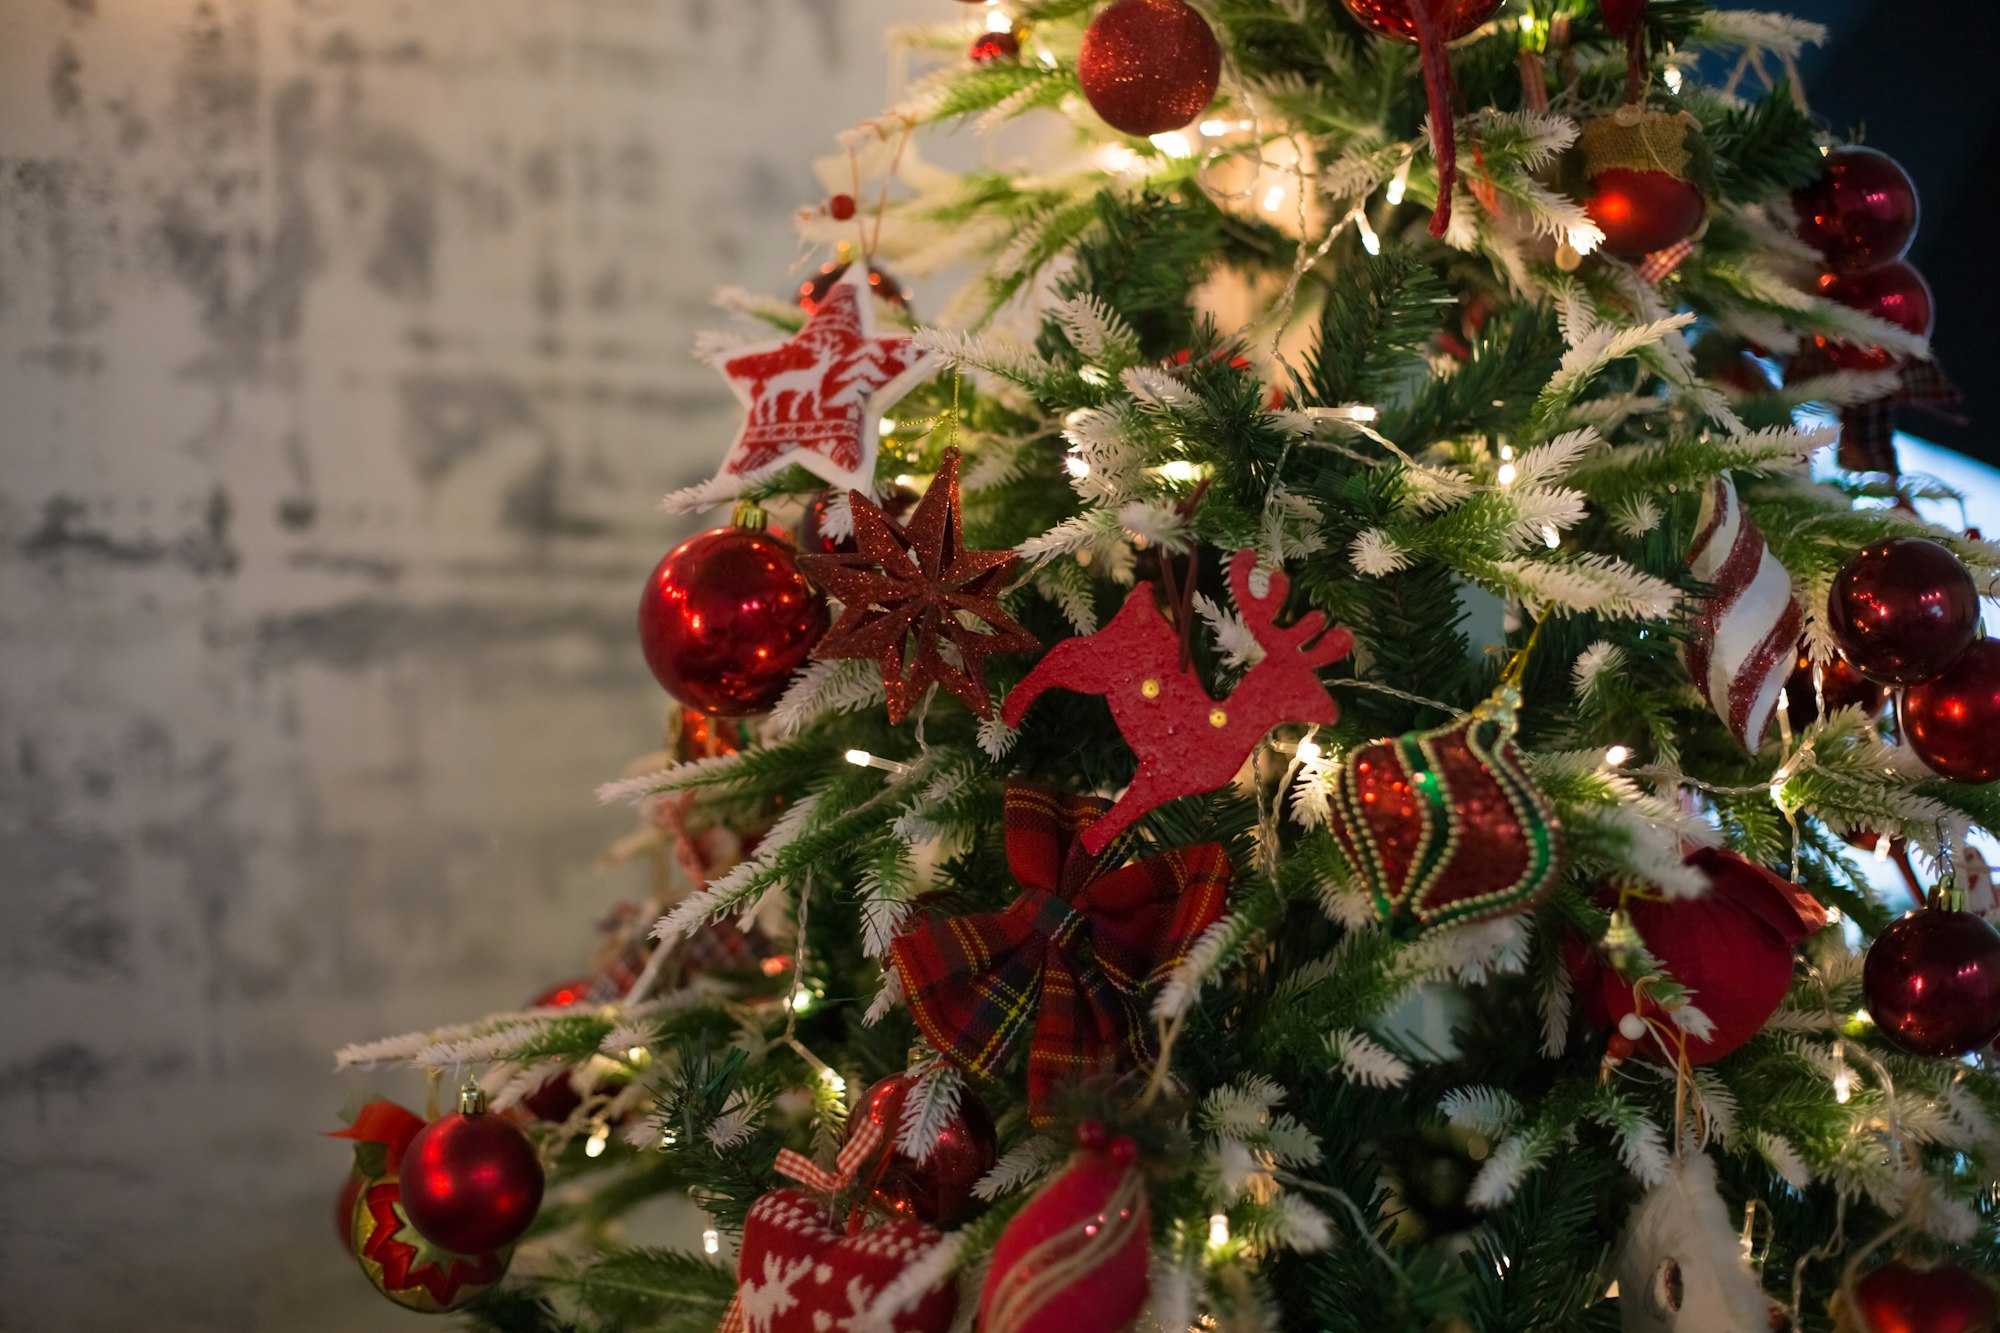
xmin=1296 ymin=737 xmax=1323 ymax=764
xmin=703 ymin=1228 xmax=721 ymax=1255
xmin=1262 ymin=184 xmax=1286 ymax=212
xmin=1604 ymin=745 xmax=1630 ymax=766
xmin=1065 ymin=453 xmax=1091 ymax=479
xmin=1208 ymin=1213 xmax=1230 ymax=1247
xmin=985 ymin=7 xmax=1013 ymax=32
xmin=1663 ymin=67 xmax=1683 ymax=94
xmin=1157 ymin=460 xmax=1202 ymax=482
xmin=1496 ymin=462 xmax=1518 ymax=487
xmin=1385 ymin=160 xmax=1410 ymax=206
xmin=1518 ymin=13 xmax=1535 ymax=32
xmin=845 ymin=748 xmax=873 ymax=767
xmin=1541 ymin=524 xmax=1561 ymax=549
xmin=585 ymin=1124 xmax=610 ymax=1158
xmin=821 ymin=1066 xmax=847 ymax=1095
xmin=1874 ymin=833 xmax=1892 ymax=862
xmin=1199 ymin=118 xmax=1233 ymax=137
xmin=1833 ymin=1070 xmax=1853 ymax=1104
xmin=879 ymin=418 xmax=898 ymax=434
xmin=1354 ymin=211 xmax=1382 ymax=256
xmin=1498 ymin=443 xmax=1515 ymax=460
xmin=627 ymin=1045 xmax=647 ymax=1062
xmin=790 ymin=991 xmax=816 ymax=1014
xmin=1149 ymin=131 xmax=1194 ymax=159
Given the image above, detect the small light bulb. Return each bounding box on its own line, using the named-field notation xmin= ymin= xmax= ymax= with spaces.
xmin=1262 ymin=184 xmax=1286 ymax=212
xmin=1541 ymin=524 xmax=1561 ymax=549
xmin=627 ymin=1045 xmax=647 ymax=1062
xmin=585 ymin=1124 xmax=610 ymax=1158
xmin=1518 ymin=12 xmax=1535 ymax=32
xmin=1385 ymin=161 xmax=1410 ymax=206
xmin=1198 ymin=118 xmax=1232 ymax=137
xmin=661 ymin=1127 xmax=679 ymax=1147
xmin=1874 ymin=833 xmax=1892 ymax=862
xmin=1663 ymin=66 xmax=1683 ymax=94
xmin=1208 ymin=1212 xmax=1230 ymax=1247
xmin=894 ymin=474 xmax=916 ymax=488
xmin=1158 ymin=459 xmax=1201 ymax=482
xmin=1603 ymin=745 xmax=1630 ymax=766
xmin=703 ymin=1228 xmax=721 ymax=1255
xmin=985 ymin=7 xmax=1012 ymax=32
xmin=1296 ymin=737 xmax=1322 ymax=764
xmin=790 ymin=991 xmax=815 ymax=1014
xmin=1148 ymin=131 xmax=1193 ymax=159
xmin=1354 ymin=211 xmax=1381 ymax=257
xmin=1833 ymin=1070 xmax=1853 ymax=1104
xmin=821 ymin=1066 xmax=846 ymax=1095
xmin=879 ymin=418 xmax=898 ymax=435
xmin=845 ymin=748 xmax=873 ymax=767
xmin=1496 ymin=461 xmax=1517 ymax=487
xmin=1497 ymin=443 xmax=1514 ymax=461
xmin=1065 ymin=453 xmax=1091 ymax=479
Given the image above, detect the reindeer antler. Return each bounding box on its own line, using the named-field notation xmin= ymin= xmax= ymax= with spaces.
xmin=1229 ymin=551 xmax=1353 ymax=668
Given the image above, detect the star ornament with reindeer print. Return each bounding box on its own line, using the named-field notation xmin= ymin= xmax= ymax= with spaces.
xmin=705 ymin=264 xmax=935 ymax=501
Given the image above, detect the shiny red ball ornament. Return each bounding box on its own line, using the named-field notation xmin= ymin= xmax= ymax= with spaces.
xmin=1794 ymin=146 xmax=1919 ymax=276
xmin=1850 ymin=1258 xmax=2000 ymax=1333
xmin=828 ymin=193 xmax=857 ymax=221
xmin=846 ymin=1072 xmax=999 ymax=1227
xmin=1077 ymin=0 xmax=1221 ymax=137
xmin=1586 ymin=168 xmax=1706 ymax=259
xmin=637 ymin=525 xmax=828 ymax=717
xmin=1827 ymin=537 xmax=1978 ymax=686
xmin=1863 ymin=907 xmax=2000 ymax=1057
xmin=1810 ymin=260 xmax=1934 ymax=371
xmin=799 ymin=484 xmax=918 ymax=556
xmin=1783 ymin=648 xmax=1888 ymax=732
xmin=799 ymin=260 xmax=908 ymax=314
xmin=399 ymin=1087 xmax=546 ymax=1254
xmin=1341 ymin=0 xmax=1499 ymax=43
xmin=970 ymin=29 xmax=1020 ymax=63
xmin=1902 ymin=639 xmax=2000 ymax=783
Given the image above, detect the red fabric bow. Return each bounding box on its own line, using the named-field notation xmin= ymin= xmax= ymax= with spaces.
xmin=889 ymin=782 xmax=1230 ymax=1125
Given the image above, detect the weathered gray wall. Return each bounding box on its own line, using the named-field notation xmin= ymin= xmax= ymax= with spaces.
xmin=0 ymin=2 xmax=925 ymax=1327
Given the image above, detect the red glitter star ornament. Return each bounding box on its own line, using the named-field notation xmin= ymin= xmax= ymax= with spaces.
xmin=697 ymin=265 xmax=936 ymax=503
xmin=798 ymin=448 xmax=1037 ymax=723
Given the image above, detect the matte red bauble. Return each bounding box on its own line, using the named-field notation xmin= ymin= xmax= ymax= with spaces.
xmin=1811 ymin=260 xmax=1934 ymax=372
xmin=1863 ymin=908 xmax=2000 ymax=1057
xmin=1784 ymin=649 xmax=1887 ymax=732
xmin=1568 ymin=848 xmax=1825 ymax=1064
xmin=1826 ymin=538 xmax=1978 ymax=686
xmin=1077 ymin=0 xmax=1221 ymax=136
xmin=1849 ymin=1257 xmax=2000 ymax=1333
xmin=399 ymin=1090 xmax=546 ymax=1254
xmin=1902 ymin=639 xmax=2000 ymax=783
xmin=799 ymin=260 xmax=908 ymax=314
xmin=981 ymin=1148 xmax=1150 ymax=1333
xmin=969 ymin=29 xmax=1020 ymax=63
xmin=1793 ymin=146 xmax=1919 ymax=276
xmin=1586 ymin=168 xmax=1706 ymax=259
xmin=845 ymin=1073 xmax=999 ymax=1227
xmin=637 ymin=526 xmax=828 ymax=717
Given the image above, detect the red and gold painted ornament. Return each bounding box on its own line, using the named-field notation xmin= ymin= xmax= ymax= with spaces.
xmin=328 ymin=1099 xmax=428 ymax=1249
xmin=638 ymin=521 xmax=829 ymax=717
xmin=980 ymin=1125 xmax=1150 ymax=1333
xmin=351 ymin=1175 xmax=511 ymax=1314
xmin=1076 ymin=0 xmax=1221 ymax=137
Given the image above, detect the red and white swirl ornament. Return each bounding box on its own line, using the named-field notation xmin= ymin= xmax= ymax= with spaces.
xmin=1684 ymin=477 xmax=1802 ymax=752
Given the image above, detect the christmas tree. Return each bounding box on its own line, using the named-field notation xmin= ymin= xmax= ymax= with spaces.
xmin=333 ymin=3 xmax=2000 ymax=1331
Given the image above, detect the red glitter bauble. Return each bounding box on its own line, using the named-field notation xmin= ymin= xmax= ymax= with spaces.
xmin=1794 ymin=146 xmax=1919 ymax=276
xmin=799 ymin=260 xmax=908 ymax=314
xmin=399 ymin=1094 xmax=547 ymax=1254
xmin=1810 ymin=260 xmax=1934 ymax=372
xmin=1077 ymin=0 xmax=1221 ymax=136
xmin=1850 ymin=1258 xmax=1999 ymax=1333
xmin=1901 ymin=639 xmax=2000 ymax=783
xmin=1826 ymin=537 xmax=1978 ymax=685
xmin=637 ymin=526 xmax=828 ymax=717
xmin=1340 ymin=0 xmax=1501 ymax=41
xmin=845 ymin=1073 xmax=999 ymax=1227
xmin=1863 ymin=908 xmax=2000 ymax=1058
xmin=970 ymin=29 xmax=1020 ymax=63
xmin=1586 ymin=168 xmax=1706 ymax=259
xmin=799 ymin=484 xmax=919 ymax=556
xmin=1783 ymin=648 xmax=1887 ymax=732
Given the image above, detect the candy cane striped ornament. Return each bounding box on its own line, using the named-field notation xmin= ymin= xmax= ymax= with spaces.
xmin=1684 ymin=477 xmax=1802 ymax=751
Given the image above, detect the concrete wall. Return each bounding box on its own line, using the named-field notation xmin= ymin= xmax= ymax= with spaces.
xmin=0 ymin=2 xmax=927 ymax=1328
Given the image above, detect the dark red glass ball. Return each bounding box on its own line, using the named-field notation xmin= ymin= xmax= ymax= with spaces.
xmin=969 ymin=29 xmax=1019 ymax=63
xmin=1863 ymin=908 xmax=2000 ymax=1058
xmin=1827 ymin=538 xmax=1979 ymax=685
xmin=400 ymin=1110 xmax=546 ymax=1254
xmin=846 ymin=1073 xmax=998 ymax=1227
xmin=1586 ymin=168 xmax=1706 ymax=259
xmin=1793 ymin=146 xmax=1919 ymax=276
xmin=1810 ymin=260 xmax=1934 ymax=372
xmin=637 ymin=527 xmax=828 ymax=717
xmin=1077 ymin=0 xmax=1221 ymax=136
xmin=799 ymin=261 xmax=908 ymax=314
xmin=1851 ymin=1258 xmax=1999 ymax=1333
xmin=1783 ymin=649 xmax=1888 ymax=732
xmin=1901 ymin=639 xmax=2000 ymax=783
xmin=1340 ymin=0 xmax=1503 ymax=42
xmin=799 ymin=485 xmax=918 ymax=556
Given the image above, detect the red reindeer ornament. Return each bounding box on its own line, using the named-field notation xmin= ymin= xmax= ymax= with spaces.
xmin=1003 ymin=550 xmax=1353 ymax=854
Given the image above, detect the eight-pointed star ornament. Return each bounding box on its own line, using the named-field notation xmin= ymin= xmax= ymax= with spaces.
xmin=683 ymin=264 xmax=936 ymax=508
xmin=799 ymin=448 xmax=1038 ymax=723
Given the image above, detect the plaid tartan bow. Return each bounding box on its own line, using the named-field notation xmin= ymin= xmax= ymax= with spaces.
xmin=1838 ymin=357 xmax=1967 ymax=477
xmin=888 ymin=781 xmax=1231 ymax=1125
